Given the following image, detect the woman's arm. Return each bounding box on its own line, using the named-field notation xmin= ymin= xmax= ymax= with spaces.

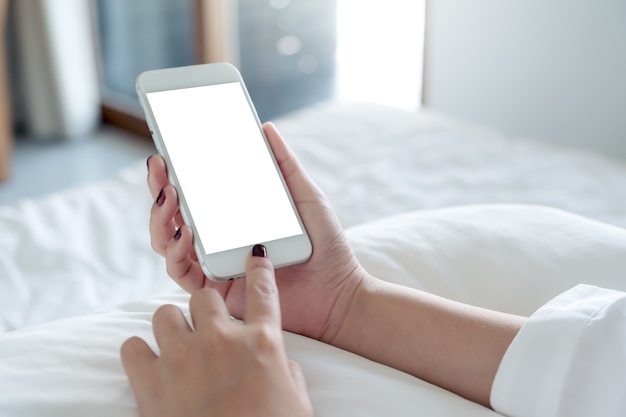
xmin=324 ymin=275 xmax=525 ymax=407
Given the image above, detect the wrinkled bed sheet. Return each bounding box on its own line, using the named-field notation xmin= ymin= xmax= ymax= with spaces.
xmin=279 ymin=102 xmax=626 ymax=229
xmin=3 ymin=204 xmax=626 ymax=416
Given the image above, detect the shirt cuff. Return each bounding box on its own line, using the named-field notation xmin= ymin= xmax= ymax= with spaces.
xmin=490 ymin=284 xmax=626 ymax=417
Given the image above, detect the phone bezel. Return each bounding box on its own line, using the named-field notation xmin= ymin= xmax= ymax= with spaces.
xmin=136 ymin=63 xmax=312 ymax=281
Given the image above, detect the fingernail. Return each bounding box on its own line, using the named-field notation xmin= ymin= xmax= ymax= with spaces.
xmin=173 ymin=227 xmax=182 ymax=241
xmin=156 ymin=188 xmax=165 ymax=207
xmin=146 ymin=156 xmax=153 ymax=174
xmin=252 ymin=244 xmax=267 ymax=258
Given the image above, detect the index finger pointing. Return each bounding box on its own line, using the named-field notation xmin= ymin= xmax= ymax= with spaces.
xmin=244 ymin=244 xmax=281 ymax=326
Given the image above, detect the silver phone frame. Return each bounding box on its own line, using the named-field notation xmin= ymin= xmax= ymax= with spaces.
xmin=136 ymin=63 xmax=312 ymax=281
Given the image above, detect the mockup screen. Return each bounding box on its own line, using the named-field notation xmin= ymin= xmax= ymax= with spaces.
xmin=146 ymin=82 xmax=303 ymax=254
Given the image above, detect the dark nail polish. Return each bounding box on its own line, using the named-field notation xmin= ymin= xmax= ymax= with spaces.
xmin=173 ymin=227 xmax=182 ymax=241
xmin=156 ymin=188 xmax=165 ymax=207
xmin=146 ymin=156 xmax=153 ymax=174
xmin=252 ymin=244 xmax=267 ymax=258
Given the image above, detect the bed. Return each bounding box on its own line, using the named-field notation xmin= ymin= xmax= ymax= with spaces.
xmin=1 ymin=101 xmax=626 ymax=415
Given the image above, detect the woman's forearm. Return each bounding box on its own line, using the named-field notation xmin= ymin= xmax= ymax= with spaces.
xmin=329 ymin=276 xmax=526 ymax=408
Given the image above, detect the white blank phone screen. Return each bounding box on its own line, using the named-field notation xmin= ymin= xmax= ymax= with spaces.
xmin=146 ymin=82 xmax=303 ymax=255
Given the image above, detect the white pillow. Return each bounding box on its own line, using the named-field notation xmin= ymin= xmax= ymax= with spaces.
xmin=2 ymin=204 xmax=625 ymax=416
xmin=349 ymin=204 xmax=626 ymax=315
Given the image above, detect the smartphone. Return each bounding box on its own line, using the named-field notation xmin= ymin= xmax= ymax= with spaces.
xmin=136 ymin=63 xmax=312 ymax=281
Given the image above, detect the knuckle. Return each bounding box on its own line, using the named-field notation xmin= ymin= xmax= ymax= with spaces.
xmin=202 ymin=321 xmax=230 ymax=345
xmin=248 ymin=264 xmax=277 ymax=297
xmin=165 ymin=260 xmax=177 ymax=279
xmin=150 ymin=238 xmax=165 ymax=256
xmin=194 ymin=286 xmax=219 ymax=300
xmin=288 ymin=358 xmax=303 ymax=373
xmin=251 ymin=278 xmax=277 ymax=298
xmin=149 ymin=201 xmax=166 ymax=225
xmin=149 ymin=220 xmax=168 ymax=257
xmin=165 ymin=257 xmax=190 ymax=283
xmin=189 ymin=287 xmax=219 ymax=312
xmin=164 ymin=245 xmax=187 ymax=278
xmin=251 ymin=324 xmax=281 ymax=354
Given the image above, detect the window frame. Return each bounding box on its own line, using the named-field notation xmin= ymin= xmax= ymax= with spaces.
xmin=93 ymin=0 xmax=238 ymax=138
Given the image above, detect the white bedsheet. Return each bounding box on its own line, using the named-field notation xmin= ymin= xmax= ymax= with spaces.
xmin=278 ymin=102 xmax=626 ymax=229
xmin=2 ymin=101 xmax=626 ymax=415
xmin=2 ymin=101 xmax=626 ymax=334
xmin=3 ymin=205 xmax=626 ymax=416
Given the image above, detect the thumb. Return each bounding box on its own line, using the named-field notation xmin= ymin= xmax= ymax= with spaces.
xmin=263 ymin=122 xmax=327 ymax=204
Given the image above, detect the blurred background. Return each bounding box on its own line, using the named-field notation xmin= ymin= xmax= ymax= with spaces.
xmin=1 ymin=0 xmax=625 ymax=204
xmin=0 ymin=0 xmax=424 ymax=203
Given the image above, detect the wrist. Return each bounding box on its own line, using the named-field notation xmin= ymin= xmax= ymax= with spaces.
xmin=318 ymin=265 xmax=375 ymax=347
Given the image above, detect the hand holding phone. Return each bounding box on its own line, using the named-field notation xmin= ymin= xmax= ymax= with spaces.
xmin=146 ymin=122 xmax=368 ymax=344
xmin=136 ymin=63 xmax=312 ymax=281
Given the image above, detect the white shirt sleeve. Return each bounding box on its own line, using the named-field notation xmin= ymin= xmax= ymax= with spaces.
xmin=491 ymin=284 xmax=626 ymax=417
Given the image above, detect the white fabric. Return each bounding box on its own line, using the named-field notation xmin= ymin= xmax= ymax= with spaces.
xmin=2 ymin=101 xmax=626 ymax=415
xmin=2 ymin=205 xmax=626 ymax=416
xmin=3 ymin=101 xmax=626 ymax=334
xmin=277 ymin=101 xmax=626 ymax=229
xmin=348 ymin=205 xmax=626 ymax=315
xmin=0 ymin=164 xmax=174 ymax=334
xmin=492 ymin=285 xmax=626 ymax=417
xmin=0 ymin=290 xmax=497 ymax=417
